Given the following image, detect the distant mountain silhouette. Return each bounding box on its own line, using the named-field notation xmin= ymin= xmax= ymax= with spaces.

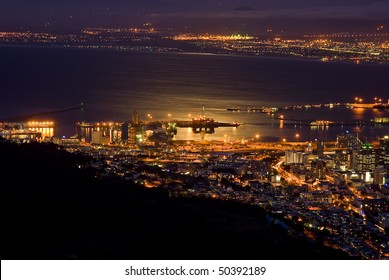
xmin=233 ymin=6 xmax=257 ymax=11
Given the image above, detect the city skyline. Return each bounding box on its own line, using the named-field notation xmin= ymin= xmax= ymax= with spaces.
xmin=1 ymin=0 xmax=388 ymax=265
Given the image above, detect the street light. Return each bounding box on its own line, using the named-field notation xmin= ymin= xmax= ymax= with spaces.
xmin=256 ymin=134 xmax=260 ymax=142
xmin=295 ymin=133 xmax=300 ymax=142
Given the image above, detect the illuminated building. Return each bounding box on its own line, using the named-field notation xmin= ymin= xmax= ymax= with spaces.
xmin=311 ymin=160 xmax=326 ymax=180
xmin=0 ymin=129 xmax=41 ymax=141
xmin=0 ymin=121 xmax=54 ymax=141
xmin=362 ymin=199 xmax=389 ymax=218
xmin=128 ymin=110 xmax=143 ymax=147
xmin=285 ymin=149 xmax=304 ymax=165
xmin=374 ymin=166 xmax=387 ymax=186
xmin=58 ymin=137 xmax=80 ymax=146
xmin=128 ymin=126 xmax=137 ymax=147
xmin=91 ymin=130 xmax=110 ymax=145
xmin=76 ymin=122 xmax=123 ymax=144
xmin=25 ymin=121 xmax=55 ymax=138
xmin=377 ymin=213 xmax=389 ymax=231
xmin=299 ymin=191 xmax=332 ymax=203
xmin=316 ymin=140 xmax=325 ymax=158
xmin=352 ymin=144 xmax=376 ymax=173
xmin=378 ymin=136 xmax=389 ymax=167
xmin=337 ymin=133 xmax=362 ymax=150
xmin=305 ymin=142 xmax=313 ymax=154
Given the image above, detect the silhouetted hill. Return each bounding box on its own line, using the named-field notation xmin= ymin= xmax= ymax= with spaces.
xmin=0 ymin=139 xmax=352 ymax=260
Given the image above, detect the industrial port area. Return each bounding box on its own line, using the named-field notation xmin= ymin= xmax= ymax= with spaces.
xmin=1 ymin=101 xmax=389 ymax=260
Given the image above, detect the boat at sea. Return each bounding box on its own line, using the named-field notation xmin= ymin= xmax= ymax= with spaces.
xmin=310 ymin=120 xmax=334 ymax=126
xmin=170 ymin=106 xmax=242 ymax=136
xmin=177 ymin=106 xmax=241 ymax=129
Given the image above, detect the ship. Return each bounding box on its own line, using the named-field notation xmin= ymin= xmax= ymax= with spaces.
xmin=173 ymin=106 xmax=241 ymax=130
xmin=310 ymin=120 xmax=334 ymax=126
xmin=192 ymin=106 xmax=215 ymax=127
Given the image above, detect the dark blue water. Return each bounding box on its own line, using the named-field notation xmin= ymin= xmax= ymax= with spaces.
xmin=1 ymin=46 xmax=388 ymax=141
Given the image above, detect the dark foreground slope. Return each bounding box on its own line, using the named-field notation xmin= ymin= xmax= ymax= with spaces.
xmin=0 ymin=140 xmax=351 ymax=260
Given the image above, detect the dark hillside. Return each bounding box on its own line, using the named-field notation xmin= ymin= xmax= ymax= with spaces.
xmin=0 ymin=139 xmax=351 ymax=260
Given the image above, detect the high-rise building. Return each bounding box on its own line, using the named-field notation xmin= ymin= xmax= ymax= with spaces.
xmin=352 ymin=144 xmax=376 ymax=173
xmin=316 ymin=140 xmax=325 ymax=158
xmin=121 ymin=122 xmax=129 ymax=142
xmin=337 ymin=133 xmax=362 ymax=150
xmin=285 ymin=150 xmax=304 ymax=165
xmin=374 ymin=166 xmax=388 ymax=186
xmin=128 ymin=126 xmax=136 ymax=147
xmin=311 ymin=160 xmax=326 ymax=180
xmin=128 ymin=110 xmax=143 ymax=147
xmin=377 ymin=136 xmax=389 ymax=167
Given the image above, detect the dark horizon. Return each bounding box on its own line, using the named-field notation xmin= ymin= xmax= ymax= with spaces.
xmin=1 ymin=0 xmax=389 ymax=35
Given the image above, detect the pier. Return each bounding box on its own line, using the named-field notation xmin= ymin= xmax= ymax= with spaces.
xmin=226 ymin=103 xmax=349 ymax=114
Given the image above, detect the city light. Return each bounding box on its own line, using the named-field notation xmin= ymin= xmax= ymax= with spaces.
xmin=3 ymin=114 xmax=388 ymax=260
xmin=173 ymin=33 xmax=255 ymax=41
xmin=1 ymin=16 xmax=389 ymax=262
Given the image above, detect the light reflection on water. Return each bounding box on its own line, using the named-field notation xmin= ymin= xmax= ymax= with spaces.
xmin=171 ymin=107 xmax=388 ymax=142
xmin=0 ymin=47 xmax=388 ymax=141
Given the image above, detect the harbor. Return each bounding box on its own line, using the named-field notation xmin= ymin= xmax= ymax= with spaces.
xmin=226 ymin=98 xmax=389 ymax=114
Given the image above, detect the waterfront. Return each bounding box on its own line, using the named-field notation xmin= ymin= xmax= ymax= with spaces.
xmin=1 ymin=46 xmax=389 ymax=261
xmin=0 ymin=46 xmax=388 ymax=141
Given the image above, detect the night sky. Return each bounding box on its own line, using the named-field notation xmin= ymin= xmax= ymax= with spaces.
xmin=1 ymin=0 xmax=389 ymax=33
